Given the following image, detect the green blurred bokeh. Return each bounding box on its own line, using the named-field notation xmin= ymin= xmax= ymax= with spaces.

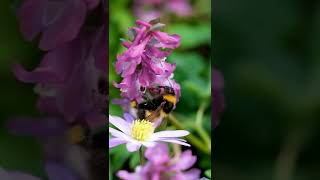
xmin=0 ymin=0 xmax=45 ymax=178
xmin=214 ymin=0 xmax=320 ymax=179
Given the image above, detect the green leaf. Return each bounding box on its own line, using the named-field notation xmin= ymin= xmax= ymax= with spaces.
xmin=168 ymin=52 xmax=205 ymax=81
xmin=205 ymin=169 xmax=212 ymax=178
xmin=129 ymin=152 xmax=140 ymax=169
xmin=109 ymin=103 xmax=122 ymax=117
xmin=182 ymin=78 xmax=210 ymax=103
xmin=110 ymin=145 xmax=131 ymax=171
xmin=168 ymin=23 xmax=211 ymax=49
xmin=109 ymin=162 xmax=113 ymax=180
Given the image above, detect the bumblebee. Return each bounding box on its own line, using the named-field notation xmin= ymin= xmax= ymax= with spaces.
xmin=132 ymin=86 xmax=177 ymax=122
xmin=67 ymin=122 xmax=108 ymax=180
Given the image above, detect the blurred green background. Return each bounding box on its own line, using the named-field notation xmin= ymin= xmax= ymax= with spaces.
xmin=214 ymin=0 xmax=320 ymax=179
xmin=0 ymin=0 xmax=45 ymax=178
xmin=109 ymin=0 xmax=212 ymax=178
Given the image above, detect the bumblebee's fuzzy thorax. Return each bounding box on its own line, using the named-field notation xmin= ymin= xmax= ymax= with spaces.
xmin=163 ymin=94 xmax=177 ymax=105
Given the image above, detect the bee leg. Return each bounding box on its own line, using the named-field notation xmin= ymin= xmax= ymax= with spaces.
xmin=137 ymin=108 xmax=146 ymax=120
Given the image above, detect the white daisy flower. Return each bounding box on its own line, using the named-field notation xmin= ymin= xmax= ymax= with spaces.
xmin=109 ymin=115 xmax=190 ymax=152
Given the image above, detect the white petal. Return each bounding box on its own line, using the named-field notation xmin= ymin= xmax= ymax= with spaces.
xmin=109 ymin=138 xmax=127 ymax=148
xmin=141 ymin=141 xmax=157 ymax=147
xmin=157 ymin=138 xmax=187 ymax=142
xmin=158 ymin=139 xmax=191 ymax=147
xmin=126 ymin=143 xmax=141 ymax=152
xmin=109 ymin=127 xmax=131 ymax=141
xmin=109 ymin=115 xmax=131 ymax=135
xmin=152 ymin=130 xmax=190 ymax=139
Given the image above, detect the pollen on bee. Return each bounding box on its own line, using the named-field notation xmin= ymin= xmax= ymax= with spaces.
xmin=131 ymin=119 xmax=154 ymax=141
xmin=130 ymin=101 xmax=137 ymax=108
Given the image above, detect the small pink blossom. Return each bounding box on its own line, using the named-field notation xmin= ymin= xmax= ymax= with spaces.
xmin=117 ymin=143 xmax=200 ymax=180
xmin=134 ymin=0 xmax=192 ymax=21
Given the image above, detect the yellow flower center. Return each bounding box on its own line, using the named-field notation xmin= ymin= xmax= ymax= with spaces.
xmin=131 ymin=119 xmax=154 ymax=141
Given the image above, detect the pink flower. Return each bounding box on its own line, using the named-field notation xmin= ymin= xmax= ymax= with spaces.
xmin=134 ymin=0 xmax=192 ymax=21
xmin=117 ymin=143 xmax=200 ymax=180
xmin=18 ymin=0 xmax=101 ymax=50
xmin=13 ymin=32 xmax=107 ymax=126
xmin=7 ymin=116 xmax=101 ymax=180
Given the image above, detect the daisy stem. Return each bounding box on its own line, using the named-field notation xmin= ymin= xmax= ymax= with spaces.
xmin=168 ymin=114 xmax=211 ymax=155
xmin=139 ymin=147 xmax=145 ymax=165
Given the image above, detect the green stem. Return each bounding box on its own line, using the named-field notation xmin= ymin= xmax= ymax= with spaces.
xmin=195 ymin=102 xmax=207 ymax=126
xmin=139 ymin=147 xmax=145 ymax=165
xmin=168 ymin=114 xmax=211 ymax=155
xmin=195 ymin=102 xmax=211 ymax=150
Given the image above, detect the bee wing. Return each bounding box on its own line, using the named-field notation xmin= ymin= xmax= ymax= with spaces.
xmin=145 ymin=102 xmax=165 ymax=122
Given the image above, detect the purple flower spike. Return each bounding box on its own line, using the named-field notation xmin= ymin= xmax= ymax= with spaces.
xmin=10 ymin=1 xmax=107 ymax=180
xmin=14 ymin=34 xmax=107 ymax=125
xmin=115 ymin=36 xmax=150 ymax=77
xmin=114 ymin=19 xmax=181 ymax=101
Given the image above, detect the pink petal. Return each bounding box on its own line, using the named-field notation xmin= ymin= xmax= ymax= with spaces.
xmin=39 ymin=0 xmax=86 ymax=50
xmin=179 ymin=168 xmax=201 ymax=180
xmin=7 ymin=171 xmax=41 ymax=180
xmin=152 ymin=32 xmax=181 ymax=49
xmin=109 ymin=115 xmax=131 ymax=135
xmin=136 ymin=19 xmax=151 ymax=28
xmin=145 ymin=143 xmax=170 ymax=164
xmin=85 ymin=0 xmax=100 ymax=9
xmin=12 ymin=63 xmax=62 ymax=83
xmin=172 ymin=150 xmax=197 ymax=170
xmin=13 ymin=40 xmax=80 ymax=84
xmin=18 ymin=0 xmax=45 ymax=41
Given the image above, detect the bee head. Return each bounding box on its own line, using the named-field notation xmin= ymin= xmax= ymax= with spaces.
xmin=163 ymin=86 xmax=175 ymax=95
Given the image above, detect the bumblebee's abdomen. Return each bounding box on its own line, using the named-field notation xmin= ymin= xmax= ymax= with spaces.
xmin=163 ymin=101 xmax=174 ymax=114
